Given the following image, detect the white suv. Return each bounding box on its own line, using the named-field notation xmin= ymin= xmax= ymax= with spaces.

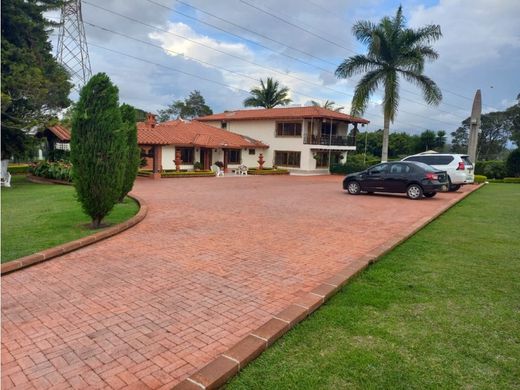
xmin=401 ymin=152 xmax=474 ymax=191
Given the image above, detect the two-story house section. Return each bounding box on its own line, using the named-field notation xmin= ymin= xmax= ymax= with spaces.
xmin=197 ymin=106 xmax=370 ymax=174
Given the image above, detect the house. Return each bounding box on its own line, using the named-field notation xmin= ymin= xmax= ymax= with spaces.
xmin=37 ymin=125 xmax=71 ymax=160
xmin=197 ymin=106 xmax=370 ymax=174
xmin=137 ymin=114 xmax=268 ymax=178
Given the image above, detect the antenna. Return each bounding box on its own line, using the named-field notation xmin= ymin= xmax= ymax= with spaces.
xmin=56 ymin=0 xmax=92 ymax=90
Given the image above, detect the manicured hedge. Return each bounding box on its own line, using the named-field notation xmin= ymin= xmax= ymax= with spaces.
xmin=474 ymin=175 xmax=487 ymax=183
xmin=248 ymin=168 xmax=289 ymax=175
xmin=161 ymin=171 xmax=215 ymax=178
xmin=7 ymin=164 xmax=30 ymax=175
xmin=487 ymin=178 xmax=520 ymax=183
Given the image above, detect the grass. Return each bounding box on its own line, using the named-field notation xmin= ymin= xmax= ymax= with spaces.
xmin=227 ymin=184 xmax=520 ymax=389
xmin=1 ymin=176 xmax=139 ymax=263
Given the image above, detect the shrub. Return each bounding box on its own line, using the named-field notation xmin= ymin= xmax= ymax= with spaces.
xmin=475 ymin=160 xmax=506 ymax=179
xmin=248 ymin=168 xmax=289 ymax=175
xmin=161 ymin=171 xmax=215 ymax=177
xmin=32 ymin=161 xmax=72 ymax=182
xmin=330 ymin=153 xmax=380 ymax=175
xmin=71 ymin=73 xmax=126 ymax=228
xmin=506 ymin=148 xmax=520 ymax=177
xmin=503 ymin=177 xmax=520 ymax=183
xmin=474 ymin=175 xmax=487 ymax=184
xmin=7 ymin=164 xmax=30 ymax=174
xmin=118 ymin=104 xmax=140 ymax=202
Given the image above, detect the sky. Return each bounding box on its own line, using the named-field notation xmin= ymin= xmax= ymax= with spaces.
xmin=49 ymin=0 xmax=520 ymax=135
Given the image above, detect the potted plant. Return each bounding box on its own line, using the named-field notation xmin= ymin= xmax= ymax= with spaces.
xmin=193 ymin=161 xmax=203 ymax=171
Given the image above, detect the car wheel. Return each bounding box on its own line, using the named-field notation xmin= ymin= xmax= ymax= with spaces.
xmin=424 ymin=192 xmax=437 ymax=198
xmin=406 ymin=184 xmax=423 ymax=199
xmin=449 ymin=184 xmax=461 ymax=192
xmin=347 ymin=181 xmax=361 ymax=195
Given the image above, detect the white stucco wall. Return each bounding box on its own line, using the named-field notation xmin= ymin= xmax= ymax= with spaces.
xmin=204 ymin=119 xmax=354 ymax=173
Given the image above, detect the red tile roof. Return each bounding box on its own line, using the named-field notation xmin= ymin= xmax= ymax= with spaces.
xmin=137 ymin=120 xmax=268 ymax=148
xmin=197 ymin=106 xmax=370 ymax=124
xmin=47 ymin=125 xmax=71 ymax=141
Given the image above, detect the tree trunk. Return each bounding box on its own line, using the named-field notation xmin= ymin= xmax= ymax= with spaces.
xmin=91 ymin=217 xmax=102 ymax=229
xmin=381 ymin=114 xmax=390 ymax=162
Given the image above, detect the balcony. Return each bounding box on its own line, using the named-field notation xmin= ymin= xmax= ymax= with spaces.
xmin=303 ymin=134 xmax=356 ymax=147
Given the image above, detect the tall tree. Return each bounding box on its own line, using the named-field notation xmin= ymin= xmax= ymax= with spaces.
xmin=118 ymin=103 xmax=141 ymax=202
xmin=450 ymin=110 xmax=515 ymax=160
xmin=1 ymin=0 xmax=72 ymax=159
xmin=243 ymin=77 xmax=291 ymax=109
xmin=158 ymin=90 xmax=213 ymax=121
xmin=509 ymin=93 xmax=520 ymax=147
xmin=335 ymin=6 xmax=442 ymax=162
xmin=71 ymin=73 xmax=126 ymax=228
xmin=311 ymin=99 xmax=344 ymax=112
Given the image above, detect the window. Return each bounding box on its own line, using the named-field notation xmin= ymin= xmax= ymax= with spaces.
xmin=221 ymin=121 xmax=227 ymax=129
xmin=275 ymin=151 xmax=301 ymax=167
xmin=314 ymin=152 xmax=329 ymax=168
xmin=368 ymin=163 xmax=389 ymax=175
xmin=388 ymin=163 xmax=411 ymax=174
xmin=276 ymin=122 xmax=302 ymax=136
xmin=405 ymin=155 xmax=454 ymax=165
xmin=228 ymin=149 xmax=241 ymax=164
xmin=177 ymin=147 xmax=194 ymax=164
xmin=249 ymin=149 xmax=255 ymax=155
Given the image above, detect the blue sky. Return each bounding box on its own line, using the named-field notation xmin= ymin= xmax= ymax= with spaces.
xmin=50 ymin=0 xmax=520 ymax=135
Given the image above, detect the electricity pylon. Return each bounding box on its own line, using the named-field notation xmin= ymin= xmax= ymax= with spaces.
xmin=56 ymin=0 xmax=92 ymax=90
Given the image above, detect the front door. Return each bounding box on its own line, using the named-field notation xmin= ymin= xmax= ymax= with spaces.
xmin=201 ymin=148 xmax=212 ymax=170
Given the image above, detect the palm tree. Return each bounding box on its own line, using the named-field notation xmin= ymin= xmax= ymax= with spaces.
xmin=243 ymin=77 xmax=292 ymax=109
xmin=335 ymin=6 xmax=442 ymax=162
xmin=311 ymin=100 xmax=344 ymax=112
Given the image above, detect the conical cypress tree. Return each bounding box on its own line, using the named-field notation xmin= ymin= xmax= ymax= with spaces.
xmin=70 ymin=73 xmax=127 ymax=228
xmin=118 ymin=103 xmax=141 ymax=202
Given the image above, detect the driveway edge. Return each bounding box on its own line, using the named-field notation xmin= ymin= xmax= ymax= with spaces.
xmin=1 ymin=178 xmax=148 ymax=275
xmin=173 ymin=184 xmax=483 ymax=390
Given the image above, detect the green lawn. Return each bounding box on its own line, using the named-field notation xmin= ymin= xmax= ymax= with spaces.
xmin=1 ymin=176 xmax=139 ymax=263
xmin=227 ymin=184 xmax=520 ymax=389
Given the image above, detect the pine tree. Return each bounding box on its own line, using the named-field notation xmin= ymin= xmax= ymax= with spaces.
xmin=70 ymin=73 xmax=126 ymax=228
xmin=119 ymin=103 xmax=141 ymax=202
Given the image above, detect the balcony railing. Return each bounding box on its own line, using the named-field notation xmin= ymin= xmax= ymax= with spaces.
xmin=303 ymin=134 xmax=356 ymax=146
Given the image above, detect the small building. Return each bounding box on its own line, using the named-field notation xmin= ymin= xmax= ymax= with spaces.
xmin=198 ymin=106 xmax=369 ymax=174
xmin=37 ymin=125 xmax=71 ymax=160
xmin=137 ymin=114 xmax=268 ymax=177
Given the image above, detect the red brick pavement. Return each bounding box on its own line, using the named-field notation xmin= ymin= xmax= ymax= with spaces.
xmin=1 ymin=176 xmax=476 ymax=389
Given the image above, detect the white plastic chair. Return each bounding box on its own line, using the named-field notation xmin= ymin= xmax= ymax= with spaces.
xmin=239 ymin=164 xmax=248 ymax=175
xmin=211 ymin=164 xmax=224 ymax=176
xmin=1 ymin=160 xmax=11 ymax=187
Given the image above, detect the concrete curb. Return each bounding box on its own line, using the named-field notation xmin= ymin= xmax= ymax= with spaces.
xmin=1 ymin=176 xmax=148 ymax=275
xmin=173 ymin=184 xmax=483 ymax=390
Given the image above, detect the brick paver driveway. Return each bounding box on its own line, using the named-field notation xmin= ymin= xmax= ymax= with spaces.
xmin=2 ymin=175 xmax=475 ymax=389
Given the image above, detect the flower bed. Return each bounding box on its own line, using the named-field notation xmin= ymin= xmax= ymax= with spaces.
xmin=31 ymin=161 xmax=72 ymax=182
xmin=248 ymin=168 xmax=290 ymax=175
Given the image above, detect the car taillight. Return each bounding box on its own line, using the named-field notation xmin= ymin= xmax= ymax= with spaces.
xmin=457 ymin=161 xmax=465 ymax=170
xmin=425 ymin=173 xmax=438 ymax=180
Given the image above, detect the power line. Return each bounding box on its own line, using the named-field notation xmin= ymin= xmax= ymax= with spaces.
xmin=150 ymin=0 xmax=471 ymax=114
xmin=141 ymin=0 xmax=332 ymax=74
xmin=79 ymin=6 xmax=460 ymax=129
xmin=166 ymin=0 xmax=338 ymax=68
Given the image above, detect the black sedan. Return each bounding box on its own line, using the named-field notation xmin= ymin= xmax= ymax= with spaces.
xmin=343 ymin=161 xmax=448 ymax=199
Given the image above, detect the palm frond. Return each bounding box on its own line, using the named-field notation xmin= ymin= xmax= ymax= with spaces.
xmin=350 ymin=70 xmax=384 ymax=116
xmin=400 ymin=71 xmax=442 ymax=105
xmin=335 ymin=55 xmax=382 ymax=78
xmin=352 ymin=20 xmax=377 ymax=45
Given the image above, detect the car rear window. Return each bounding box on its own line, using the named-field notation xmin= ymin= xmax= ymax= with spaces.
xmin=407 ymin=161 xmax=438 ymax=172
xmin=405 ymin=155 xmax=454 ymax=165
xmin=461 ymin=156 xmax=473 ymax=166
